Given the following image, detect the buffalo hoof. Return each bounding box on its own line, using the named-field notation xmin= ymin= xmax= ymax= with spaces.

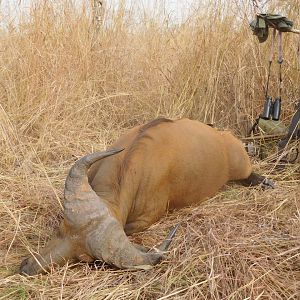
xmin=262 ymin=178 xmax=275 ymax=189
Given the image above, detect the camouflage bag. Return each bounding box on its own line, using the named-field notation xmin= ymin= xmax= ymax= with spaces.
xmin=250 ymin=14 xmax=293 ymax=43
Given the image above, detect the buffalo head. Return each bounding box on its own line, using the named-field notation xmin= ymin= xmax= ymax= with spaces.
xmin=20 ymin=149 xmax=178 ymax=275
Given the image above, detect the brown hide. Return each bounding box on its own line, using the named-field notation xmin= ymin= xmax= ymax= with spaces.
xmin=20 ymin=118 xmax=253 ymax=275
xmin=88 ymin=118 xmax=252 ymax=233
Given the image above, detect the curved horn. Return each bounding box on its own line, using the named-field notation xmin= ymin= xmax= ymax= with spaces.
xmin=87 ymin=219 xmax=180 ymax=270
xmin=64 ymin=148 xmax=124 ymax=201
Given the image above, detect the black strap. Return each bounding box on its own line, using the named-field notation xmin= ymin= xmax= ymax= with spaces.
xmin=265 ymin=29 xmax=276 ymax=98
xmin=278 ymin=31 xmax=283 ymax=100
xmin=249 ymin=117 xmax=260 ymax=135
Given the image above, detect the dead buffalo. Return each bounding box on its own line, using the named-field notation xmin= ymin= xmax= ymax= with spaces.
xmin=20 ymin=118 xmax=271 ymax=275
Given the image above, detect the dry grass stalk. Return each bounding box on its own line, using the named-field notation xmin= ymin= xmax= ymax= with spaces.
xmin=0 ymin=1 xmax=299 ymax=299
xmin=91 ymin=0 xmax=105 ymax=33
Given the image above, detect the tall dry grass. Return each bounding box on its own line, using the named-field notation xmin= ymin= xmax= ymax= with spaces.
xmin=0 ymin=0 xmax=299 ymax=299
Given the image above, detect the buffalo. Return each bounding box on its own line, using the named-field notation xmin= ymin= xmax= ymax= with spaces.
xmin=20 ymin=118 xmax=271 ymax=275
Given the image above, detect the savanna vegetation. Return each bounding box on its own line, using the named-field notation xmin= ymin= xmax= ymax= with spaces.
xmin=0 ymin=0 xmax=299 ymax=299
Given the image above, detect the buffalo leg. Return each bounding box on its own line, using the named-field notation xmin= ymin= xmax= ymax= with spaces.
xmin=236 ymin=172 xmax=275 ymax=189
